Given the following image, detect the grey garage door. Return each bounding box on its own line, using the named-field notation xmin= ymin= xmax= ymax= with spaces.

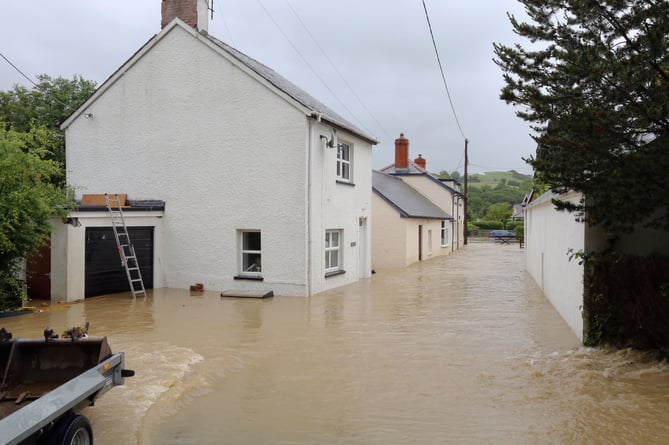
xmin=85 ymin=227 xmax=154 ymax=298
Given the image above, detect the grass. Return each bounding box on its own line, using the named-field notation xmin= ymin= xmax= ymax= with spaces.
xmin=467 ymin=170 xmax=532 ymax=189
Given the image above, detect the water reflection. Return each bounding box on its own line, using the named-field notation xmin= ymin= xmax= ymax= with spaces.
xmin=1 ymin=243 xmax=668 ymax=444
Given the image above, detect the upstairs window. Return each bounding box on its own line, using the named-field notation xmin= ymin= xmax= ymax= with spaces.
xmin=336 ymin=143 xmax=351 ymax=181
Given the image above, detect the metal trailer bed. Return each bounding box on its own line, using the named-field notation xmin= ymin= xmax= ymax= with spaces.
xmin=0 ymin=336 xmax=133 ymax=445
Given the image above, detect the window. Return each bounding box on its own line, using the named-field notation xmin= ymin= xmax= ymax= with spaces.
xmin=441 ymin=221 xmax=449 ymax=246
xmin=336 ymin=143 xmax=351 ymax=181
xmin=325 ymin=230 xmax=342 ymax=274
xmin=240 ymin=231 xmax=261 ymax=277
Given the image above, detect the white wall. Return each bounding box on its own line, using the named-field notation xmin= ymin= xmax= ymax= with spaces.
xmin=307 ymin=120 xmax=373 ymax=293
xmin=51 ymin=212 xmax=164 ymax=302
xmin=63 ymin=23 xmax=373 ymax=297
xmin=525 ymin=191 xmax=585 ymax=341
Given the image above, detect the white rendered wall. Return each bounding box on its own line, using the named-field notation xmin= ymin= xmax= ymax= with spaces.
xmin=64 ymin=24 xmax=374 ymax=297
xmin=66 ymin=25 xmax=308 ymax=296
xmin=525 ymin=191 xmax=584 ymax=341
xmin=50 ymin=212 xmax=164 ymax=302
xmin=308 ymin=120 xmax=373 ymax=294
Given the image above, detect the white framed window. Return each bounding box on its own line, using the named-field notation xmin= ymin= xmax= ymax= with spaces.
xmin=336 ymin=143 xmax=351 ymax=181
xmin=325 ymin=230 xmax=342 ymax=273
xmin=239 ymin=230 xmax=262 ymax=277
xmin=441 ymin=220 xmax=449 ymax=246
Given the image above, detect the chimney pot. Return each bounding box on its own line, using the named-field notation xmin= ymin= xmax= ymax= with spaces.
xmin=414 ymin=153 xmax=426 ymax=170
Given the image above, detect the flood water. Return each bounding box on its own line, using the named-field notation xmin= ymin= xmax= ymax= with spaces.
xmin=3 ymin=242 xmax=669 ymax=444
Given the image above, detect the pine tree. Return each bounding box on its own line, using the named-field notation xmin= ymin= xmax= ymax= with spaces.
xmin=494 ymin=0 xmax=669 ymax=237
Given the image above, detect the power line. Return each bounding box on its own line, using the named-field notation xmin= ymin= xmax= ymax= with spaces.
xmin=0 ymin=50 xmax=78 ymax=112
xmin=0 ymin=51 xmax=38 ymax=88
xmin=421 ymin=0 xmax=466 ymax=141
xmin=212 ymin=0 xmax=236 ymax=47
xmin=284 ymin=0 xmax=389 ymax=140
xmin=254 ymin=0 xmax=372 ymax=135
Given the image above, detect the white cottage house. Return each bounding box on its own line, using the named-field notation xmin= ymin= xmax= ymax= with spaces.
xmin=53 ymin=0 xmax=377 ymax=301
xmin=372 ymin=133 xmax=464 ymax=269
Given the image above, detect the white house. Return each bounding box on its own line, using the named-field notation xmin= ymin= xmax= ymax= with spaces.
xmin=372 ymin=133 xmax=464 ymax=269
xmin=524 ymin=189 xmax=669 ymax=341
xmin=53 ymin=0 xmax=377 ymax=301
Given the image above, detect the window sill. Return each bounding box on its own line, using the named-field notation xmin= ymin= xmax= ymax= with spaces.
xmin=336 ymin=180 xmax=355 ymax=187
xmin=325 ymin=269 xmax=346 ymax=278
xmin=234 ymin=275 xmax=264 ymax=281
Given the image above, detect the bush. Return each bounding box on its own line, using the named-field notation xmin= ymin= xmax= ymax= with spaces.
xmin=473 ymin=220 xmax=504 ymax=230
xmin=0 ymin=270 xmax=25 ymax=311
xmin=506 ymin=220 xmax=524 ymax=231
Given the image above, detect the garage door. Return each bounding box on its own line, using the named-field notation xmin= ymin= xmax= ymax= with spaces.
xmin=85 ymin=227 xmax=154 ymax=298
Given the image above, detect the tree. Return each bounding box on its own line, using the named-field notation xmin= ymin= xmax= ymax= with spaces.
xmin=483 ymin=202 xmax=513 ymax=224
xmin=0 ymin=127 xmax=67 ymax=309
xmin=0 ymin=75 xmax=96 ymax=186
xmin=494 ymin=1 xmax=669 ymax=238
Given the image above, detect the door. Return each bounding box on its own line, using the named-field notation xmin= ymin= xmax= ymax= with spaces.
xmin=85 ymin=227 xmax=154 ymax=297
xmin=26 ymin=235 xmax=51 ymax=299
xmin=418 ymin=225 xmax=423 ymax=261
xmin=358 ymin=217 xmax=368 ymax=278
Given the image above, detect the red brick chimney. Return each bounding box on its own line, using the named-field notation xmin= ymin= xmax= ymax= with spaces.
xmin=161 ymin=0 xmax=209 ymax=32
xmin=395 ymin=133 xmax=409 ymax=170
xmin=414 ymin=154 xmax=426 ymax=170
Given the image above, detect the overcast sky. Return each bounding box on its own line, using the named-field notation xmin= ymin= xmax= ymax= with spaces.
xmin=0 ymin=0 xmax=536 ymax=174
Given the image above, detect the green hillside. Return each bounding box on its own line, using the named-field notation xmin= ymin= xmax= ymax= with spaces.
xmin=467 ymin=170 xmax=532 ymax=188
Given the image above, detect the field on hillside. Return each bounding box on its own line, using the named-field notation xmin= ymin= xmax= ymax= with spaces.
xmin=467 ymin=170 xmax=531 ymax=188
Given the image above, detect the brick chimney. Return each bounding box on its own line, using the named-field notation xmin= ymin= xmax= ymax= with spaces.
xmin=414 ymin=154 xmax=426 ymax=170
xmin=395 ymin=133 xmax=409 ymax=170
xmin=161 ymin=0 xmax=209 ymax=32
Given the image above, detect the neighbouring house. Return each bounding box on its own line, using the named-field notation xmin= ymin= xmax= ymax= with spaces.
xmin=372 ymin=133 xmax=464 ymax=269
xmin=524 ymin=189 xmax=669 ymax=341
xmin=511 ymin=203 xmax=524 ymax=221
xmin=51 ymin=0 xmax=377 ymax=301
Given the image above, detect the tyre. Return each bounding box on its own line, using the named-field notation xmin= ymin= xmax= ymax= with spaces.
xmin=48 ymin=414 xmax=93 ymax=445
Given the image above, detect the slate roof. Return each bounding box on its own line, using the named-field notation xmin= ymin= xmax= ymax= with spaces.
xmin=372 ymin=171 xmax=452 ymax=219
xmin=205 ymin=33 xmax=376 ymax=144
xmin=63 ymin=19 xmax=377 ymax=145
xmin=379 ymin=160 xmax=426 ymax=174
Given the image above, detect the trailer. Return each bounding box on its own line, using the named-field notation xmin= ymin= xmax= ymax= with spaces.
xmin=0 ymin=331 xmax=134 ymax=445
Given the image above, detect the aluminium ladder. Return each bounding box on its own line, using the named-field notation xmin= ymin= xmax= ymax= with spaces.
xmin=105 ymin=193 xmax=147 ymax=298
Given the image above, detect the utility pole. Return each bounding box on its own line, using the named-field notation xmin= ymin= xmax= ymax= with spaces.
xmin=463 ymin=138 xmax=469 ymax=245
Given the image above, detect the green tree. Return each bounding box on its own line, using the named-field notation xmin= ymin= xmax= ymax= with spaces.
xmin=494 ymin=1 xmax=669 ymax=237
xmin=0 ymin=127 xmax=67 ymax=309
xmin=0 ymin=74 xmax=96 ymax=186
xmin=483 ymin=202 xmax=513 ymax=224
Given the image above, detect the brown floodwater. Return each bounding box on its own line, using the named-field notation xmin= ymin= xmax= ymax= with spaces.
xmin=3 ymin=242 xmax=669 ymax=444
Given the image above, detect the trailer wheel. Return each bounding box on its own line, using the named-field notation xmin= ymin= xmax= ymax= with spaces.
xmin=49 ymin=414 xmax=93 ymax=445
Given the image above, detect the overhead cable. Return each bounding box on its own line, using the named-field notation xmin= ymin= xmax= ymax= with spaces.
xmin=254 ymin=0 xmax=372 ymax=135
xmin=284 ymin=0 xmax=389 ymax=140
xmin=421 ymin=0 xmax=467 ymax=141
xmin=0 ymin=51 xmax=38 ymax=88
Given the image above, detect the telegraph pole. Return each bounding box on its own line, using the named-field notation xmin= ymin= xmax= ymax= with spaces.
xmin=463 ymin=138 xmax=469 ymax=245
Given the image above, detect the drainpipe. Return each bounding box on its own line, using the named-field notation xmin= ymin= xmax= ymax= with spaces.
xmin=307 ymin=118 xmax=314 ymax=297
